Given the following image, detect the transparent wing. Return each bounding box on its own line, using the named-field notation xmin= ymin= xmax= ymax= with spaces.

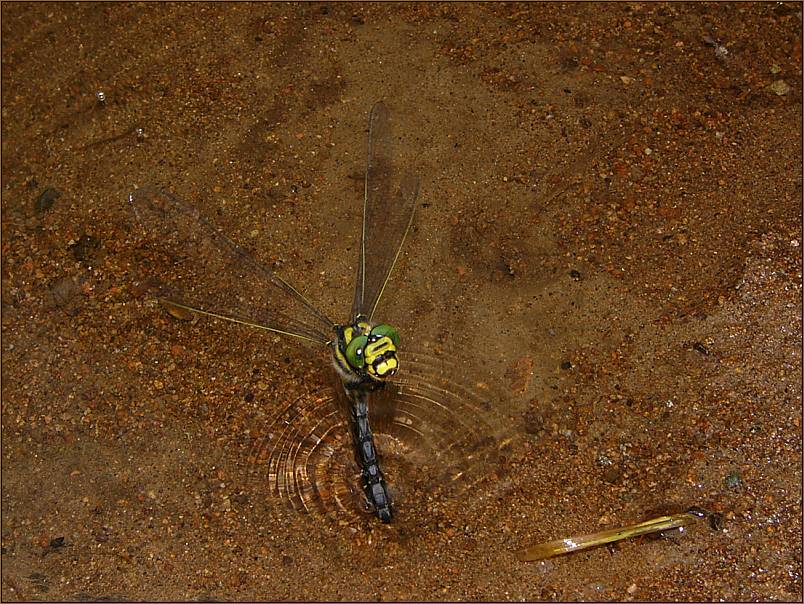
xmin=129 ymin=185 xmax=334 ymax=344
xmin=351 ymin=102 xmax=419 ymax=321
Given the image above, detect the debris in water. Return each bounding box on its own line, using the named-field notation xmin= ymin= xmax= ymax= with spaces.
xmin=516 ymin=507 xmax=719 ymax=562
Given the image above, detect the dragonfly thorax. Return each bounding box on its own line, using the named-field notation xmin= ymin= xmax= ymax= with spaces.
xmin=332 ymin=318 xmax=401 ymax=387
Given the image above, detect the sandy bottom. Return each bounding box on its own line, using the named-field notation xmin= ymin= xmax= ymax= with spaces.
xmin=2 ymin=3 xmax=801 ymax=601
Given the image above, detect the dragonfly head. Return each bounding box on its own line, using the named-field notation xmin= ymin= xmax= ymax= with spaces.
xmin=340 ymin=320 xmax=401 ymax=381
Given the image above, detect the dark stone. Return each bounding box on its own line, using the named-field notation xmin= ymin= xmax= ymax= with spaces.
xmin=522 ymin=407 xmax=544 ymax=435
xmin=69 ymin=235 xmax=101 ymax=263
xmin=34 ymin=187 xmax=61 ymax=213
xmin=708 ymin=512 xmax=724 ymax=531
xmin=49 ymin=536 xmax=65 ymax=549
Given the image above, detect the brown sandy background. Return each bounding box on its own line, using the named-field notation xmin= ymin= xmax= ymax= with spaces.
xmin=2 ymin=2 xmax=801 ymax=601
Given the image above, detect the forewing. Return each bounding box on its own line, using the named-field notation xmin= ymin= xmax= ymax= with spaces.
xmin=351 ymin=102 xmax=419 ymax=321
xmin=129 ymin=185 xmax=333 ymax=344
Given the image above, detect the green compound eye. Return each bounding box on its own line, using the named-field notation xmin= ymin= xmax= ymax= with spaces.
xmin=370 ymin=324 xmax=400 ymax=347
xmin=345 ymin=334 xmax=368 ymax=369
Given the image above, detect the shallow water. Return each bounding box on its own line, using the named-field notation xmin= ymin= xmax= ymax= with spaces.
xmin=1 ymin=3 xmax=801 ymax=601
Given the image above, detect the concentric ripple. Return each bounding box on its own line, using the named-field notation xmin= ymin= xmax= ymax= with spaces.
xmin=247 ymin=343 xmax=519 ymax=524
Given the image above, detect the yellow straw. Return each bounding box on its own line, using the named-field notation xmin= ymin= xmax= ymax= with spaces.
xmin=516 ymin=510 xmax=704 ymax=562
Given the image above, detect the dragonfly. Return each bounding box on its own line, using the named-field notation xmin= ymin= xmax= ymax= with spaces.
xmin=131 ymin=103 xmax=436 ymax=523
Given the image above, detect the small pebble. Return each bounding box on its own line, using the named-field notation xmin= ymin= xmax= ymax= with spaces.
xmin=48 ymin=276 xmax=82 ymax=312
xmin=603 ymin=465 xmax=622 ymax=484
xmin=768 ymin=80 xmax=790 ymax=96
xmin=725 ymin=471 xmax=741 ymax=489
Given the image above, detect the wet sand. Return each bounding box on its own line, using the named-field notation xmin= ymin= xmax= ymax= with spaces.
xmin=2 ymin=2 xmax=801 ymax=601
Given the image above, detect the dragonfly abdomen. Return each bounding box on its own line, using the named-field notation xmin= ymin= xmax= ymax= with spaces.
xmin=345 ymin=388 xmax=393 ymax=523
